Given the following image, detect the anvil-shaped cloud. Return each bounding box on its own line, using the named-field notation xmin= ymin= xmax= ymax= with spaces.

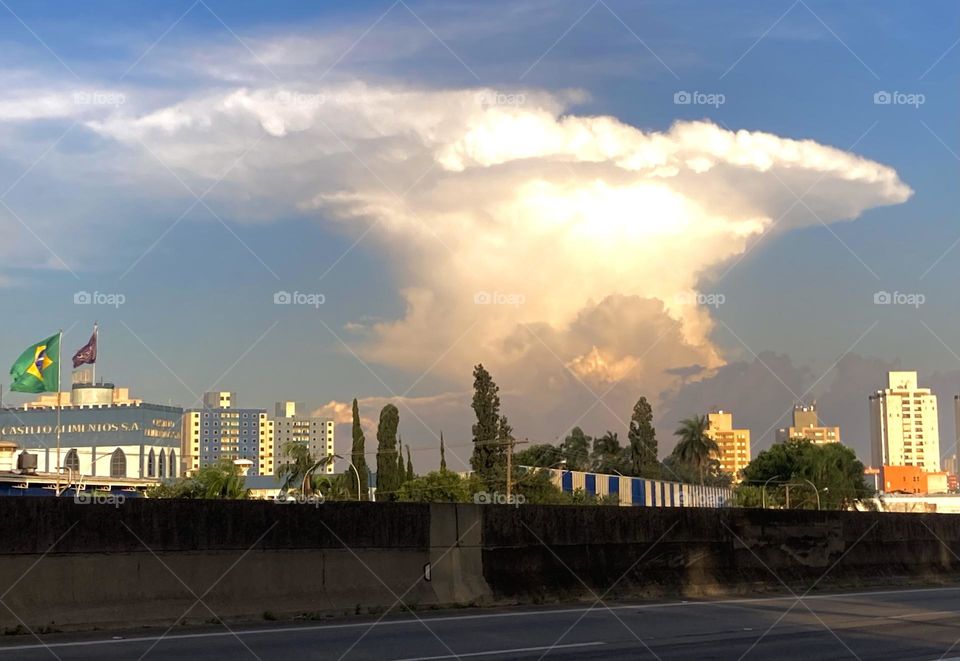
xmin=86 ymin=82 xmax=910 ymax=438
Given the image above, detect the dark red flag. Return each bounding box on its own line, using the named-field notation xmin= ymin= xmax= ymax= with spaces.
xmin=72 ymin=325 xmax=97 ymax=368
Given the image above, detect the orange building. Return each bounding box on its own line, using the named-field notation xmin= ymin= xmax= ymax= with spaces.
xmin=880 ymin=465 xmax=949 ymax=494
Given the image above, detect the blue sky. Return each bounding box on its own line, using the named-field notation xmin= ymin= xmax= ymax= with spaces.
xmin=0 ymin=0 xmax=958 ymax=468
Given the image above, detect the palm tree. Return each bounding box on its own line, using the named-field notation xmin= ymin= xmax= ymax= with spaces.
xmin=277 ymin=443 xmax=339 ymax=495
xmin=196 ymin=460 xmax=248 ymax=499
xmin=672 ymin=416 xmax=719 ymax=485
xmin=277 ymin=442 xmax=314 ymax=491
xmin=314 ymin=473 xmax=352 ymax=501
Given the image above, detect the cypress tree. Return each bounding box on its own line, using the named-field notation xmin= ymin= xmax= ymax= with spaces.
xmin=470 ymin=364 xmax=509 ymax=485
xmin=406 ymin=446 xmax=414 ymax=481
xmin=440 ymin=432 xmax=447 ymax=471
xmin=397 ymin=435 xmax=406 ymax=481
xmin=350 ymin=399 xmax=369 ymax=500
xmin=375 ymin=404 xmax=401 ymax=500
xmin=628 ymin=396 xmax=658 ymax=478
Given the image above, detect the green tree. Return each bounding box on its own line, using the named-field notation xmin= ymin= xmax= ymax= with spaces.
xmin=376 ymin=404 xmax=402 ymax=500
xmin=315 ymin=473 xmax=352 ymax=501
xmin=349 ymin=398 xmax=369 ymax=500
xmin=148 ymin=460 xmax=248 ymax=499
xmin=397 ymin=436 xmax=406 ymax=483
xmin=661 ymin=454 xmax=731 ymax=487
xmin=560 ymin=427 xmax=591 ymax=470
xmin=627 ymin=396 xmax=659 ymax=478
xmin=406 ymin=445 xmax=414 ymax=481
xmin=740 ymin=437 xmax=873 ymax=509
xmin=276 ymin=442 xmax=314 ymax=491
xmin=276 ymin=442 xmax=338 ymax=495
xmin=514 ymin=468 xmax=571 ymax=504
xmin=397 ymin=470 xmax=483 ymax=502
xmin=440 ymin=432 xmax=447 ymax=471
xmin=514 ymin=443 xmax=565 ymax=468
xmin=590 ymin=431 xmax=623 ymax=473
xmin=194 ymin=459 xmax=248 ymax=499
xmin=470 ymin=364 xmax=510 ymax=484
xmin=672 ymin=415 xmax=719 ymax=485
xmin=146 ymin=479 xmax=199 ymax=499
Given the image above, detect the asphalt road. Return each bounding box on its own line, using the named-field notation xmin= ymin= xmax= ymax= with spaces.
xmin=2 ymin=587 xmax=960 ymax=660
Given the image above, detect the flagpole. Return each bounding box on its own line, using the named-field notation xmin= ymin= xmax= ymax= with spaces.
xmin=92 ymin=322 xmax=97 ymax=385
xmin=56 ymin=329 xmax=63 ymax=497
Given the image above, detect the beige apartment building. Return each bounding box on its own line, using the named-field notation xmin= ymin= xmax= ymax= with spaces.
xmin=706 ymin=410 xmax=751 ymax=481
xmin=776 ymin=402 xmax=840 ymax=444
xmin=869 ymin=371 xmax=941 ymax=471
xmin=271 ymin=401 xmax=335 ymax=474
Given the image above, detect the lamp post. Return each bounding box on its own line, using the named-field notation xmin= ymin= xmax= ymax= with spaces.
xmin=311 ymin=453 xmax=363 ymax=501
xmin=762 ymin=475 xmax=781 ymax=509
xmin=345 ymin=460 xmax=362 ymax=501
xmin=802 ymin=479 xmax=821 ymax=510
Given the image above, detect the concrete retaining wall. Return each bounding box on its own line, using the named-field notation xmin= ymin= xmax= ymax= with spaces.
xmin=0 ymin=499 xmax=454 ymax=631
xmin=481 ymin=506 xmax=960 ymax=599
xmin=0 ymin=499 xmax=958 ymax=631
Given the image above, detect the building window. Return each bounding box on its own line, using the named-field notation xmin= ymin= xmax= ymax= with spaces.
xmin=64 ymin=449 xmax=80 ymax=473
xmin=170 ymin=450 xmax=177 ymax=477
xmin=158 ymin=450 xmax=166 ymax=478
xmin=110 ymin=449 xmax=126 ymax=478
xmin=148 ymin=449 xmax=155 ymax=477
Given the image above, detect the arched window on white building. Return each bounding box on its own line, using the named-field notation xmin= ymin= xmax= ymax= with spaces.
xmin=63 ymin=449 xmax=80 ymax=474
xmin=110 ymin=449 xmax=126 ymax=478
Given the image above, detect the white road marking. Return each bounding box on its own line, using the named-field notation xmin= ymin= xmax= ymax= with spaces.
xmin=391 ymin=641 xmax=606 ymax=660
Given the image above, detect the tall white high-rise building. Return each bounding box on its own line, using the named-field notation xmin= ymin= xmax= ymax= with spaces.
xmin=869 ymin=371 xmax=940 ymax=471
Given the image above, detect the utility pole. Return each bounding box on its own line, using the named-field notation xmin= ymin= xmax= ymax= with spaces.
xmin=476 ymin=437 xmax=528 ymax=501
xmin=505 ymin=437 xmax=528 ymax=501
xmin=762 ymin=474 xmax=781 ymax=509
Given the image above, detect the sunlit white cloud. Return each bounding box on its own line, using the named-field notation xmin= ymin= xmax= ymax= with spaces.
xmin=0 ymin=12 xmax=914 ymax=452
xmin=76 ymin=78 xmax=911 ymax=441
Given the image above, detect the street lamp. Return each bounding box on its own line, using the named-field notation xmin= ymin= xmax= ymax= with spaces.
xmin=345 ymin=460 xmax=363 ymax=501
xmin=801 ymin=479 xmax=821 ymax=510
xmin=326 ymin=453 xmax=363 ymax=501
xmin=762 ymin=475 xmax=781 ymax=509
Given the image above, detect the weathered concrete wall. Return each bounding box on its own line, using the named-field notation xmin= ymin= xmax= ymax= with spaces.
xmin=0 ymin=499 xmax=480 ymax=631
xmin=0 ymin=500 xmax=959 ymax=632
xmin=481 ymin=506 xmax=960 ymax=599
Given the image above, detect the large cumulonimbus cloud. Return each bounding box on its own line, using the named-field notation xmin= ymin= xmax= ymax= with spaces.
xmin=86 ymin=81 xmax=911 ymax=437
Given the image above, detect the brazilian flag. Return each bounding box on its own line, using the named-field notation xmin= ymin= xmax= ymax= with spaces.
xmin=9 ymin=333 xmax=60 ymax=393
